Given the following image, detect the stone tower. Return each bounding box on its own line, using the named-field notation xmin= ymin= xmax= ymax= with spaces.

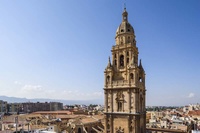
xmin=104 ymin=8 xmax=146 ymax=133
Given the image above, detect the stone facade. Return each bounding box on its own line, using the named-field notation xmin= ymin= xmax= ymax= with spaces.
xmin=104 ymin=8 xmax=146 ymax=133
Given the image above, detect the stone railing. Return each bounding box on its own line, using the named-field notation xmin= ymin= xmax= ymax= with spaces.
xmin=106 ymin=80 xmax=134 ymax=88
xmin=112 ymin=80 xmax=128 ymax=86
xmin=105 ymin=80 xmax=144 ymax=88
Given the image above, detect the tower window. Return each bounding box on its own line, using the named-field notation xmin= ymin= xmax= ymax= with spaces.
xmin=120 ymin=55 xmax=124 ymax=67
xmin=107 ymin=76 xmax=110 ymax=83
xmin=78 ymin=128 xmax=81 ymax=133
xmin=127 ymin=58 xmax=129 ymax=64
xmin=114 ymin=60 xmax=117 ymax=66
xmin=121 ymin=37 xmax=123 ymax=45
xmin=117 ymin=102 xmax=123 ymax=111
xmin=114 ymin=54 xmax=116 ymax=58
xmin=128 ymin=36 xmax=130 ymax=43
xmin=134 ymin=56 xmax=137 ymax=64
xmin=139 ymin=77 xmax=142 ymax=82
xmin=128 ymin=29 xmax=130 ymax=32
xmin=130 ymin=73 xmax=134 ymax=80
xmin=127 ymin=51 xmax=129 ymax=56
xmin=121 ymin=29 xmax=124 ymax=32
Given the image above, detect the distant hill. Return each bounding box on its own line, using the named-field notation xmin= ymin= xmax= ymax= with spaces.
xmin=0 ymin=95 xmax=103 ymax=105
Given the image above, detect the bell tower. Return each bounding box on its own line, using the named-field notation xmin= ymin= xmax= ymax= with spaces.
xmin=104 ymin=8 xmax=146 ymax=133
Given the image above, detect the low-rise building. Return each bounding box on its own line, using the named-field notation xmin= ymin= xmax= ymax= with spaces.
xmin=50 ymin=102 xmax=63 ymax=111
xmin=22 ymin=102 xmax=50 ymax=113
xmin=7 ymin=103 xmax=22 ymax=114
xmin=0 ymin=100 xmax=7 ymax=113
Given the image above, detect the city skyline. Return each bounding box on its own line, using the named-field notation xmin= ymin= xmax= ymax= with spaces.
xmin=0 ymin=0 xmax=200 ymax=106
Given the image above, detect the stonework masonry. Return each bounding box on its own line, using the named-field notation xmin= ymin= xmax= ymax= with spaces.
xmin=104 ymin=8 xmax=146 ymax=133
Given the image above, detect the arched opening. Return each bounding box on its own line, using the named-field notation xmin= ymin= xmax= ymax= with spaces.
xmin=128 ymin=36 xmax=130 ymax=43
xmin=106 ymin=76 xmax=110 ymax=83
xmin=139 ymin=77 xmax=142 ymax=82
xmin=117 ymin=102 xmax=123 ymax=112
xmin=114 ymin=59 xmax=117 ymax=66
xmin=135 ymin=57 xmax=137 ymax=64
xmin=120 ymin=55 xmax=124 ymax=67
xmin=121 ymin=37 xmax=123 ymax=45
xmin=78 ymin=127 xmax=81 ymax=133
xmin=127 ymin=58 xmax=129 ymax=64
xmin=130 ymin=73 xmax=134 ymax=80
xmin=85 ymin=127 xmax=88 ymax=132
xmin=127 ymin=51 xmax=129 ymax=56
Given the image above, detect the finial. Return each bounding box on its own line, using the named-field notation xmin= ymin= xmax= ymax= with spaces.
xmin=107 ymin=56 xmax=112 ymax=68
xmin=139 ymin=59 xmax=144 ymax=68
xmin=122 ymin=0 xmax=128 ymax=22
xmin=124 ymin=2 xmax=126 ymax=10
xmin=122 ymin=0 xmax=126 ymax=11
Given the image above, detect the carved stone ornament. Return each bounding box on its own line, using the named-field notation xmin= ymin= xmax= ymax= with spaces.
xmin=115 ymin=126 xmax=124 ymax=133
xmin=116 ymin=91 xmax=124 ymax=101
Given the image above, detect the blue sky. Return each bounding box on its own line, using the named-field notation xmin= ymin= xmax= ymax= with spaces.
xmin=0 ymin=0 xmax=199 ymax=106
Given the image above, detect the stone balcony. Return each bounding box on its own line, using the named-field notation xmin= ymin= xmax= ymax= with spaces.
xmin=105 ymin=80 xmax=143 ymax=89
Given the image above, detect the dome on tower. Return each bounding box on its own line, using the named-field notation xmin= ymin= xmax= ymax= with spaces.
xmin=116 ymin=8 xmax=135 ymax=37
xmin=116 ymin=22 xmax=134 ymax=35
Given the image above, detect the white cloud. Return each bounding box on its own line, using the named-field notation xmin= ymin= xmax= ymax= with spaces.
xmin=22 ymin=85 xmax=43 ymax=91
xmin=3 ymin=82 xmax=103 ymax=101
xmin=93 ymin=92 xmax=103 ymax=96
xmin=59 ymin=90 xmax=103 ymax=100
xmin=188 ymin=93 xmax=195 ymax=98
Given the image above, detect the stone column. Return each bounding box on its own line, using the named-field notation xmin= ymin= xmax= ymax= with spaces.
xmin=111 ymin=90 xmax=113 ymax=112
xmin=105 ymin=91 xmax=108 ymax=112
xmin=128 ymin=89 xmax=131 ymax=113
xmin=110 ymin=115 xmax=114 ymax=133
xmin=105 ymin=115 xmax=108 ymax=133
xmin=127 ymin=116 xmax=130 ymax=133
xmin=104 ymin=73 xmax=107 ymax=87
xmin=117 ymin=51 xmax=119 ymax=70
xmin=134 ymin=116 xmax=137 ymax=133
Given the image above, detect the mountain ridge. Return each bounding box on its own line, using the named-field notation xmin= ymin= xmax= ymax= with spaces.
xmin=0 ymin=95 xmax=103 ymax=105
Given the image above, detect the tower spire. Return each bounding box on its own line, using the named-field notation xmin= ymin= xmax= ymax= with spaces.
xmin=139 ymin=59 xmax=144 ymax=70
xmin=107 ymin=56 xmax=112 ymax=68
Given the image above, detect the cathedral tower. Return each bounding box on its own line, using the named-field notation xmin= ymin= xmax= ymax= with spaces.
xmin=104 ymin=8 xmax=146 ymax=133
